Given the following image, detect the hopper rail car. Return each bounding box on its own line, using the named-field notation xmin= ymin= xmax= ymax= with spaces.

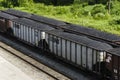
xmin=0 ymin=9 xmax=120 ymax=80
xmin=1 ymin=9 xmax=120 ymax=47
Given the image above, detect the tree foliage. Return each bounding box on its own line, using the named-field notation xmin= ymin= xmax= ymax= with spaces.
xmin=34 ymin=0 xmax=74 ymax=5
xmin=91 ymin=4 xmax=106 ymax=15
xmin=74 ymin=0 xmax=108 ymax=4
xmin=18 ymin=0 xmax=33 ymax=6
xmin=87 ymin=0 xmax=107 ymax=5
xmin=2 ymin=0 xmax=33 ymax=7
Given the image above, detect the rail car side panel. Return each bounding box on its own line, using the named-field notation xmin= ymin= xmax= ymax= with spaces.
xmin=0 ymin=19 xmax=13 ymax=32
xmin=66 ymin=41 xmax=71 ymax=60
xmin=105 ymin=53 xmax=120 ymax=80
xmin=87 ymin=48 xmax=93 ymax=70
xmin=62 ymin=39 xmax=66 ymax=58
xmin=20 ymin=25 xmax=23 ymax=39
xmin=12 ymin=22 xmax=41 ymax=46
xmin=57 ymin=37 xmax=61 ymax=56
xmin=53 ymin=36 xmax=57 ymax=54
xmin=45 ymin=32 xmax=106 ymax=71
xmin=45 ymin=33 xmax=48 ymax=50
xmin=34 ymin=29 xmax=38 ymax=46
xmin=29 ymin=27 xmax=32 ymax=43
xmin=76 ymin=45 xmax=81 ymax=65
xmin=82 ymin=46 xmax=86 ymax=68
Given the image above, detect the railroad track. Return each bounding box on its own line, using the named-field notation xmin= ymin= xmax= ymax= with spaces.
xmin=0 ymin=40 xmax=69 ymax=80
xmin=0 ymin=9 xmax=120 ymax=80
xmin=0 ymin=33 xmax=98 ymax=80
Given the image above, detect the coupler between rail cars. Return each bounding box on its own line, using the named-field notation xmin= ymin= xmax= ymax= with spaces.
xmin=93 ymin=61 xmax=113 ymax=80
xmin=93 ymin=52 xmax=120 ymax=80
xmin=6 ymin=28 xmax=14 ymax=35
xmin=38 ymin=39 xmax=51 ymax=52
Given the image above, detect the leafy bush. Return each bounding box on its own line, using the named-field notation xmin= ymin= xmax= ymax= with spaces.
xmin=112 ymin=9 xmax=120 ymax=15
xmin=56 ymin=0 xmax=74 ymax=5
xmin=82 ymin=3 xmax=88 ymax=7
xmin=1 ymin=0 xmax=17 ymax=7
xmin=34 ymin=0 xmax=52 ymax=5
xmin=34 ymin=0 xmax=74 ymax=5
xmin=83 ymin=10 xmax=91 ymax=16
xmin=2 ymin=0 xmax=33 ymax=7
xmin=18 ymin=0 xmax=33 ymax=7
xmin=93 ymin=12 xmax=111 ymax=20
xmin=91 ymin=4 xmax=106 ymax=15
xmin=70 ymin=4 xmax=86 ymax=17
xmin=111 ymin=1 xmax=120 ymax=15
xmin=1 ymin=0 xmax=120 ymax=35
xmin=109 ymin=18 xmax=120 ymax=25
xmin=117 ymin=0 xmax=120 ymax=2
xmin=55 ymin=7 xmax=70 ymax=15
xmin=93 ymin=13 xmax=105 ymax=19
xmin=111 ymin=6 xmax=120 ymax=16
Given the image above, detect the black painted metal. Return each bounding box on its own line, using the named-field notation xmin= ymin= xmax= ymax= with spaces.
xmin=86 ymin=47 xmax=88 ymax=69
xmin=48 ymin=34 xmax=50 ymax=51
xmin=98 ymin=54 xmax=100 ymax=73
xmin=20 ymin=24 xmax=22 ymax=40
xmin=28 ymin=27 xmax=30 ymax=43
xmin=31 ymin=27 xmax=32 ymax=44
xmin=81 ymin=45 xmax=82 ymax=67
xmin=52 ymin=35 xmax=54 ymax=53
xmin=112 ymin=55 xmax=114 ymax=78
xmin=95 ymin=51 xmax=97 ymax=72
xmin=118 ymin=56 xmax=119 ymax=80
xmin=65 ymin=40 xmax=67 ymax=60
xmin=75 ymin=43 xmax=77 ymax=64
xmin=92 ymin=49 xmax=94 ymax=71
xmin=22 ymin=25 xmax=24 ymax=41
xmin=60 ymin=37 xmax=62 ymax=57
xmin=70 ymin=41 xmax=72 ymax=62
xmin=56 ymin=36 xmax=58 ymax=56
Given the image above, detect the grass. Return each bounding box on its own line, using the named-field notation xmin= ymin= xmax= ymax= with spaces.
xmin=0 ymin=1 xmax=120 ymax=35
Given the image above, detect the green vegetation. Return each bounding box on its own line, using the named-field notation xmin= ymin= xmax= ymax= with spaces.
xmin=0 ymin=0 xmax=120 ymax=35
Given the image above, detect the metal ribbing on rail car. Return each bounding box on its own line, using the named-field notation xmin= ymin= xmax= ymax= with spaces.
xmin=12 ymin=18 xmax=54 ymax=30
xmin=45 ymin=30 xmax=113 ymax=51
xmin=12 ymin=18 xmax=54 ymax=47
xmin=106 ymin=48 xmax=120 ymax=80
xmin=45 ymin=30 xmax=112 ymax=72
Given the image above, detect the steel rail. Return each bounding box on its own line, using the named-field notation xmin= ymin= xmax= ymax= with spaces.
xmin=0 ymin=44 xmax=60 ymax=80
